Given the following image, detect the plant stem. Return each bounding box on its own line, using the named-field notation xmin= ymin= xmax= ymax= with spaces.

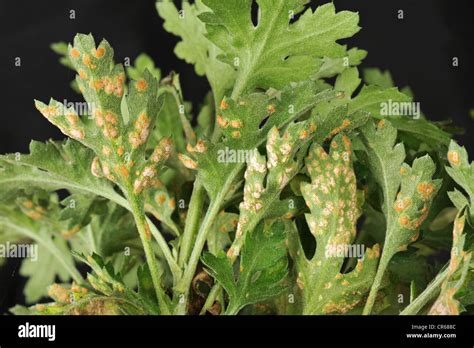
xmin=400 ymin=266 xmax=449 ymax=315
xmin=174 ymin=165 xmax=242 ymax=313
xmin=200 ymin=285 xmax=220 ymax=315
xmin=127 ymin=189 xmax=171 ymax=315
xmin=362 ymin=253 xmax=389 ymax=315
xmin=146 ymin=216 xmax=181 ymax=284
xmin=178 ymin=181 xmax=205 ymax=268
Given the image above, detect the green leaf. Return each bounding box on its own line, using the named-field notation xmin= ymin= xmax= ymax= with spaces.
xmin=20 ymin=243 xmax=72 ymax=303
xmin=157 ymin=0 xmax=235 ymax=102
xmin=207 ymin=211 xmax=238 ymax=255
xmin=389 ymin=252 xmax=434 ymax=290
xmin=389 ymin=117 xmax=451 ymax=148
xmin=200 ymin=1 xmax=360 ymax=96
xmin=126 ymin=53 xmax=161 ymax=81
xmin=363 ymin=68 xmax=394 ymax=89
xmin=359 ymin=120 xmax=406 ymax=218
xmin=0 ymin=194 xmax=82 ymax=302
xmin=195 ymin=92 xmax=215 ymax=138
xmin=154 ymin=91 xmax=187 ymax=154
xmin=71 ymin=202 xmax=138 ymax=257
xmin=50 ymin=41 xmax=80 ymax=92
xmin=292 ymin=135 xmax=380 ymax=314
xmin=448 ymin=189 xmax=470 ymax=212
xmin=59 ymin=194 xmax=107 ymax=238
xmin=137 ymin=264 xmax=161 ymax=314
xmin=361 ymin=68 xmax=451 ymax=148
xmin=201 ymin=221 xmax=288 ymax=314
xmin=349 ymin=85 xmax=411 ymax=119
xmin=313 ymin=47 xmax=367 ymax=80
xmin=50 ymin=41 xmax=75 ymax=70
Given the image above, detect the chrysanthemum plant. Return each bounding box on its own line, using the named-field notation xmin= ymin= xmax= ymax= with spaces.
xmin=2 ymin=0 xmax=473 ymax=315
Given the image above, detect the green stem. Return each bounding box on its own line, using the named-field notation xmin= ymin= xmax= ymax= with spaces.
xmin=146 ymin=216 xmax=181 ymax=284
xmin=224 ymin=303 xmax=240 ymax=316
xmin=362 ymin=252 xmax=390 ymax=315
xmin=178 ymin=181 xmax=205 ymax=268
xmin=400 ymin=266 xmax=449 ymax=315
xmin=86 ymin=225 xmax=97 ymax=254
xmin=200 ymin=283 xmax=220 ymax=315
xmin=127 ymin=190 xmax=171 ymax=315
xmin=174 ymin=165 xmax=242 ymax=314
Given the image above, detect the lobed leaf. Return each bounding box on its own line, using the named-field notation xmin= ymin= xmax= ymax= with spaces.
xmin=157 ymin=0 xmax=235 ymax=102
xmin=429 ymin=212 xmax=472 ymax=314
xmin=200 ymin=1 xmax=360 ymax=95
xmin=446 ymin=141 xmax=474 ymax=223
xmin=292 ymin=135 xmax=380 ymax=314
xmin=202 ymin=221 xmax=288 ymax=314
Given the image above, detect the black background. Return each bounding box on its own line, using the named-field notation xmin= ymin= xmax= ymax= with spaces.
xmin=0 ymin=0 xmax=473 ymax=313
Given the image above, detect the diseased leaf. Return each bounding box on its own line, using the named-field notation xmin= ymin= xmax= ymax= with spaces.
xmin=360 ymin=120 xmax=442 ymax=314
xmin=3 ymin=1 xmax=473 ymax=318
xmin=75 ymin=253 xmax=163 ymax=314
xmin=446 ymin=141 xmax=474 ymax=223
xmin=15 ymin=277 xmax=151 ymax=315
xmin=145 ymin=185 xmax=181 ymax=236
xmin=430 ymin=212 xmax=472 ymax=314
xmin=0 ymin=139 xmax=127 ymax=208
xmin=35 ymin=34 xmax=169 ymax=201
xmin=227 ymin=119 xmax=316 ymax=260
xmin=180 ymin=83 xmax=337 ymax=200
xmin=291 ymin=135 xmax=380 ymax=314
